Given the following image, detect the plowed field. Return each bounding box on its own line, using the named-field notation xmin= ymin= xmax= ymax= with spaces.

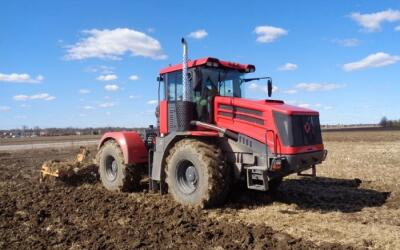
xmin=1 ymin=130 xmax=399 ymax=249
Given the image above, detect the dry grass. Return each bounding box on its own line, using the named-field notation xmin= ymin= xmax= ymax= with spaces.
xmin=214 ymin=130 xmax=400 ymax=249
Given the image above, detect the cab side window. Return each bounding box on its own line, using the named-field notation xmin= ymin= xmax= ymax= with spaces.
xmin=166 ymin=72 xmax=183 ymax=101
xmin=219 ymin=79 xmax=234 ymax=97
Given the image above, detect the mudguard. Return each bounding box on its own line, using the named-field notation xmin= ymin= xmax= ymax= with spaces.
xmin=98 ymin=131 xmax=148 ymax=165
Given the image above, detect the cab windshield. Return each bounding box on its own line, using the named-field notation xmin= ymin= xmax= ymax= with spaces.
xmin=198 ymin=68 xmax=245 ymax=98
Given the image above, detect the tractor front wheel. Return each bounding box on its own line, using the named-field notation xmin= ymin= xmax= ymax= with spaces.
xmin=165 ymin=139 xmax=231 ymax=208
xmin=268 ymin=177 xmax=283 ymax=193
xmin=97 ymin=140 xmax=140 ymax=192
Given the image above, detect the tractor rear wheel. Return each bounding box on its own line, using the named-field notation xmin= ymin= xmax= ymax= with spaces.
xmin=97 ymin=140 xmax=140 ymax=192
xmin=165 ymin=139 xmax=231 ymax=208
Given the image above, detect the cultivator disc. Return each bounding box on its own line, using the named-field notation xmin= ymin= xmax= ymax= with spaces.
xmin=40 ymin=146 xmax=91 ymax=182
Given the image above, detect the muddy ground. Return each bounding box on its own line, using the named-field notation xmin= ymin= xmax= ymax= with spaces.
xmin=1 ymin=130 xmax=399 ymax=249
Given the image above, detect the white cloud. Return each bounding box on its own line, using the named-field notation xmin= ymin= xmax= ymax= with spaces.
xmin=287 ymin=101 xmax=332 ymax=110
xmin=104 ymin=84 xmax=119 ymax=91
xmin=13 ymin=95 xmax=30 ymax=101
xmin=31 ymin=93 xmax=55 ymax=100
xmin=97 ymin=74 xmax=118 ymax=81
xmin=147 ymin=100 xmax=158 ymax=105
xmin=43 ymin=96 xmax=56 ymax=101
xmin=129 ymin=95 xmax=141 ymax=99
xmin=298 ymin=103 xmax=311 ymax=108
xmin=283 ymin=89 xmax=298 ymax=94
xmin=350 ymin=9 xmax=400 ymax=32
xmin=295 ymin=83 xmax=345 ymax=91
xmin=98 ymin=102 xmax=115 ymax=108
xmin=278 ymin=63 xmax=298 ymax=71
xmin=129 ymin=75 xmax=139 ymax=81
xmin=248 ymin=83 xmax=278 ymax=94
xmin=84 ymin=105 xmax=95 ymax=110
xmin=29 ymin=94 xmax=44 ymax=100
xmin=188 ymin=29 xmax=208 ymax=39
xmin=343 ymin=52 xmax=400 ymax=72
xmin=254 ymin=25 xmax=288 ymax=43
xmin=13 ymin=93 xmax=56 ymax=101
xmin=0 ymin=106 xmax=10 ymax=111
xmin=396 ymin=25 xmax=400 ymax=31
xmin=85 ymin=65 xmax=114 ymax=74
xmin=65 ymin=28 xmax=166 ymax=60
xmin=79 ymin=89 xmax=91 ymax=94
xmin=332 ymin=38 xmax=360 ymax=47
xmin=248 ymin=83 xmax=258 ymax=89
xmin=0 ymin=73 xmax=44 ymax=83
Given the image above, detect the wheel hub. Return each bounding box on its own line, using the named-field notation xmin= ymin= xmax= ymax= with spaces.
xmin=105 ymin=156 xmax=118 ymax=182
xmin=177 ymin=161 xmax=198 ymax=194
xmin=185 ymin=166 xmax=198 ymax=184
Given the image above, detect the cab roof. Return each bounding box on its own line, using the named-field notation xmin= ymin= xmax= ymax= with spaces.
xmin=159 ymin=57 xmax=255 ymax=74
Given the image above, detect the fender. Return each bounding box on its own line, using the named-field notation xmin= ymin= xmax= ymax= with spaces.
xmin=98 ymin=131 xmax=148 ymax=165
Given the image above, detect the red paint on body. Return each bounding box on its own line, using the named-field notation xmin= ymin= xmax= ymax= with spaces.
xmin=214 ymin=96 xmax=323 ymax=155
xmin=159 ymin=100 xmax=168 ymax=134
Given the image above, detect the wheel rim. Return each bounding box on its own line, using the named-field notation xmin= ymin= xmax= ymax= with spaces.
xmin=176 ymin=160 xmax=198 ymax=194
xmin=105 ymin=155 xmax=118 ymax=182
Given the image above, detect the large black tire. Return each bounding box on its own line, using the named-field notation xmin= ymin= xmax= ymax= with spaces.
xmin=165 ymin=139 xmax=231 ymax=208
xmin=97 ymin=140 xmax=140 ymax=192
xmin=268 ymin=177 xmax=283 ymax=193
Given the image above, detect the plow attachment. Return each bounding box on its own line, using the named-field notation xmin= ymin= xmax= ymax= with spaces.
xmin=40 ymin=146 xmax=92 ymax=182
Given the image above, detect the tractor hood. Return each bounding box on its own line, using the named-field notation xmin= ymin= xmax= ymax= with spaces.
xmin=214 ymin=96 xmax=323 ymax=153
xmin=256 ymin=99 xmax=319 ymax=116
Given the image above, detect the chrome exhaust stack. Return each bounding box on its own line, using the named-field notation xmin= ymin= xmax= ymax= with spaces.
xmin=181 ymin=38 xmax=191 ymax=102
xmin=166 ymin=38 xmax=194 ymax=132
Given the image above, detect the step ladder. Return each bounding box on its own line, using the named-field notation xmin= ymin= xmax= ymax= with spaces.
xmin=246 ymin=166 xmax=268 ymax=191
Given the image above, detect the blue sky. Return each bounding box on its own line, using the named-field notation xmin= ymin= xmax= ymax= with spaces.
xmin=1 ymin=0 xmax=400 ymax=129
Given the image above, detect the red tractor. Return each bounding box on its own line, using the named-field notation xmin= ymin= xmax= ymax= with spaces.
xmin=96 ymin=39 xmax=327 ymax=208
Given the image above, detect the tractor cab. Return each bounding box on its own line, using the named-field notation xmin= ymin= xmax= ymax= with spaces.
xmin=158 ymin=57 xmax=259 ymax=132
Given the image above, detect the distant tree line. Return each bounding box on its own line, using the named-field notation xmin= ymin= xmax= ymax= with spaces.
xmin=0 ymin=126 xmax=149 ymax=138
xmin=379 ymin=116 xmax=400 ymax=128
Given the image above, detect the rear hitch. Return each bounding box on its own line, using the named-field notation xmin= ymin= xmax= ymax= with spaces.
xmin=297 ymin=165 xmax=316 ymax=177
xmin=322 ymin=149 xmax=328 ymax=161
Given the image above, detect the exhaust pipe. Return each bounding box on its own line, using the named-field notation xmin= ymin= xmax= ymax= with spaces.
xmin=190 ymin=121 xmax=239 ymax=140
xmin=181 ymin=38 xmax=191 ymax=101
xmin=172 ymin=38 xmax=194 ymax=132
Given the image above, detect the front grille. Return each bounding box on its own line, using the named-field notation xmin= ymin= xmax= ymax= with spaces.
xmin=273 ymin=112 xmax=322 ymax=147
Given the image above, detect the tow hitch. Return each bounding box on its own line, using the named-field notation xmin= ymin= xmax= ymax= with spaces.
xmin=297 ymin=165 xmax=317 ymax=177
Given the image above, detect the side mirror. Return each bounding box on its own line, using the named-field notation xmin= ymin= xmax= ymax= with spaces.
xmin=267 ymin=79 xmax=273 ymax=97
